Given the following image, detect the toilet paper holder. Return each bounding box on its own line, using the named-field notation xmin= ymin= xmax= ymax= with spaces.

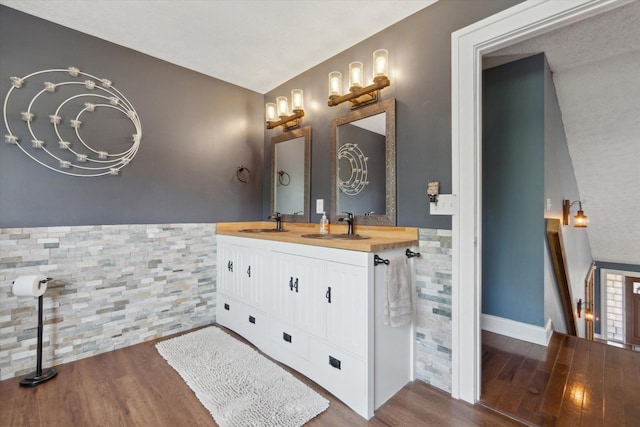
xmin=13 ymin=276 xmax=58 ymax=387
xmin=12 ymin=277 xmax=50 ymax=286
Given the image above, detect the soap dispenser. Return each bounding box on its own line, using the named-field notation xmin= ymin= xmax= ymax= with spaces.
xmin=319 ymin=212 xmax=329 ymax=234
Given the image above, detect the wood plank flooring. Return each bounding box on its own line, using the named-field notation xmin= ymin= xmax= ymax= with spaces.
xmin=481 ymin=330 xmax=640 ymax=426
xmin=1 ymin=325 xmax=522 ymax=427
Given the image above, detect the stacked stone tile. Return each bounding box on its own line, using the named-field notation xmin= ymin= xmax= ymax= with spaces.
xmin=0 ymin=224 xmax=217 ymax=380
xmin=414 ymin=229 xmax=452 ymax=393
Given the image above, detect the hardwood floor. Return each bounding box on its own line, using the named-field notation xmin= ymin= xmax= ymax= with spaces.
xmin=1 ymin=325 xmax=522 ymax=427
xmin=481 ymin=330 xmax=640 ymax=426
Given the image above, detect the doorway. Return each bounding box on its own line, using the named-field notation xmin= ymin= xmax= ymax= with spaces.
xmin=450 ymin=0 xmax=632 ymax=403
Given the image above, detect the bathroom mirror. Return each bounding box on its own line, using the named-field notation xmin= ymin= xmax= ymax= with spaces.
xmin=271 ymin=126 xmax=311 ymax=222
xmin=331 ymin=98 xmax=395 ymax=226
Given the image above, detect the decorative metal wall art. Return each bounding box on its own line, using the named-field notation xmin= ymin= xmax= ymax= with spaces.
xmin=337 ymin=142 xmax=368 ymax=195
xmin=3 ymin=67 xmax=142 ymax=177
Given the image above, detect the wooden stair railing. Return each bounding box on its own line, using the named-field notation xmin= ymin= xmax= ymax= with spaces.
xmin=546 ymin=218 xmax=577 ymax=336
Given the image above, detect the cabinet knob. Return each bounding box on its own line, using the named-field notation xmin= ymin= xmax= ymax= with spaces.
xmin=294 ymin=278 xmax=299 ymax=293
xmin=247 ymin=265 xmax=251 ymax=277
xmin=224 ymin=303 xmax=230 ymax=311
xmin=283 ymin=332 xmax=292 ymax=343
xmin=326 ymin=286 xmax=332 ymax=303
xmin=227 ymin=260 xmax=233 ymax=272
xmin=289 ymin=276 xmax=294 ymax=291
xmin=249 ymin=315 xmax=255 ymax=324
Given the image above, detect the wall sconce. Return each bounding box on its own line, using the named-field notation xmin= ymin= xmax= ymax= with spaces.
xmin=576 ymin=298 xmax=595 ymax=321
xmin=328 ymin=49 xmax=390 ymax=109
xmin=266 ymin=89 xmax=305 ymax=131
xmin=585 ymin=305 xmax=595 ymax=322
xmin=427 ymin=181 xmax=440 ymax=204
xmin=563 ymin=199 xmax=588 ymax=228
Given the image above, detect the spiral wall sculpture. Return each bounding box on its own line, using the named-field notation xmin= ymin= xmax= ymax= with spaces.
xmin=3 ymin=67 xmax=142 ymax=177
xmin=337 ymin=142 xmax=369 ymax=195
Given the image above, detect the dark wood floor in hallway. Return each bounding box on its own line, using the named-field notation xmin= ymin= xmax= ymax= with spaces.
xmin=481 ymin=330 xmax=640 ymax=426
xmin=1 ymin=325 xmax=521 ymax=427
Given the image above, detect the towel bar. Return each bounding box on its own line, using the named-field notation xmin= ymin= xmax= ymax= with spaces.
xmin=374 ymin=255 xmax=390 ymax=266
xmin=374 ymin=249 xmax=422 ymax=266
xmin=405 ymin=249 xmax=421 ymax=258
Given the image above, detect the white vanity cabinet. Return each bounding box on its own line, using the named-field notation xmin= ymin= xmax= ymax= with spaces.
xmin=215 ymin=234 xmax=412 ymax=420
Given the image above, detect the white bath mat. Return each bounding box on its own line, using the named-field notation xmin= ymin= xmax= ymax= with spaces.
xmin=155 ymin=326 xmax=329 ymax=426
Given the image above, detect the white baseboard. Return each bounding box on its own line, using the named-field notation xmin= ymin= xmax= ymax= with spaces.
xmin=481 ymin=314 xmax=554 ymax=346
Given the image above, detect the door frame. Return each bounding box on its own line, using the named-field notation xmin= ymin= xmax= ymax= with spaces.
xmin=450 ymin=0 xmax=631 ymax=403
xmin=625 ymin=275 xmax=640 ymax=345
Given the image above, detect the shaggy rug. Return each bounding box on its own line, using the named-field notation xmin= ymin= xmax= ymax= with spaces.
xmin=155 ymin=326 xmax=329 ymax=426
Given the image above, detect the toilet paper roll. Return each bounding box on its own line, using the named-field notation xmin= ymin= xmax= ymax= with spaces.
xmin=12 ymin=275 xmax=48 ymax=297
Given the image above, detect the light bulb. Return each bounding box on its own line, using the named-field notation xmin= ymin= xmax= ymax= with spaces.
xmin=329 ymin=72 xmax=342 ymax=97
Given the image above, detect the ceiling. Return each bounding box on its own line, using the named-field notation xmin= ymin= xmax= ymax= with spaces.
xmin=2 ymin=0 xmax=637 ymax=266
xmin=0 ymin=0 xmax=437 ymax=94
xmin=486 ymin=1 xmax=640 ymax=266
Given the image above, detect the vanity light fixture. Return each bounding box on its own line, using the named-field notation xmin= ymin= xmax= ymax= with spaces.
xmin=266 ymin=89 xmax=305 ymax=131
xmin=563 ymin=199 xmax=588 ymax=228
xmin=328 ymin=49 xmax=390 ymax=109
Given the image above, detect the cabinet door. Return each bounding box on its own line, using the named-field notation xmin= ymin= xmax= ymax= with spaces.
xmin=326 ymin=262 xmax=367 ymax=357
xmin=293 ymin=256 xmax=326 ymax=339
xmin=217 ymin=243 xmax=241 ymax=296
xmin=270 ymin=252 xmax=326 ymax=338
xmin=241 ymin=248 xmax=268 ymax=310
xmin=270 ymin=252 xmax=297 ymax=324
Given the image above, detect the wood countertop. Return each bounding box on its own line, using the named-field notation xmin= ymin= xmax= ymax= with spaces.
xmin=216 ymin=222 xmax=418 ymax=253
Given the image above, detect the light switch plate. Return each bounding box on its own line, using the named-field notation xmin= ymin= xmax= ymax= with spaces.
xmin=430 ymin=194 xmax=457 ymax=215
xmin=316 ymin=199 xmax=324 ymax=214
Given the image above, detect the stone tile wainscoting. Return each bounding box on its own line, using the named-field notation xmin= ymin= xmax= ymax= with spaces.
xmin=414 ymin=229 xmax=453 ymax=393
xmin=0 ymin=223 xmax=217 ymax=380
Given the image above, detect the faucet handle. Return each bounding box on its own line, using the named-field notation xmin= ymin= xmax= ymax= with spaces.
xmin=268 ymin=211 xmax=283 ymax=231
xmin=341 ymin=211 xmax=354 ymax=220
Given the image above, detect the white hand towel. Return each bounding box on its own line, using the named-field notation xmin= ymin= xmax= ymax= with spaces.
xmin=384 ymin=255 xmax=412 ymax=327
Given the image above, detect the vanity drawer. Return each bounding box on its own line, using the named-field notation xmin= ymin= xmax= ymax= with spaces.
xmin=216 ymin=295 xmax=243 ymax=331
xmin=236 ymin=304 xmax=269 ymax=353
xmin=268 ymin=318 xmax=309 ymax=370
xmin=307 ymin=337 xmax=368 ymax=417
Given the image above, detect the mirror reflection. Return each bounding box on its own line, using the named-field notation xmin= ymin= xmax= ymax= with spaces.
xmin=271 ymin=126 xmax=311 ymax=222
xmin=331 ymin=98 xmax=396 ymax=226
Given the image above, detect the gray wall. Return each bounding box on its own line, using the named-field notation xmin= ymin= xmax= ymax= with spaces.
xmin=482 ymin=55 xmax=546 ymax=327
xmin=2 ymin=0 xmax=525 ymax=230
xmin=263 ymin=0 xmax=524 ymax=228
xmin=0 ymin=6 xmax=265 ymax=227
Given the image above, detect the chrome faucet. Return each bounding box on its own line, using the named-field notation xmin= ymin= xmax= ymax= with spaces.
xmin=268 ymin=212 xmax=283 ymax=231
xmin=339 ymin=211 xmax=355 ymax=235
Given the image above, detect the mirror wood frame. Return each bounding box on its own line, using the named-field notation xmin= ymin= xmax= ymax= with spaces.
xmin=331 ymin=98 xmax=396 ymax=226
xmin=270 ymin=126 xmax=311 ymax=223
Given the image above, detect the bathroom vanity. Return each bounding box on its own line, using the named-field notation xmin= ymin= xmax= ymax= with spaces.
xmin=216 ymin=222 xmax=418 ymax=419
